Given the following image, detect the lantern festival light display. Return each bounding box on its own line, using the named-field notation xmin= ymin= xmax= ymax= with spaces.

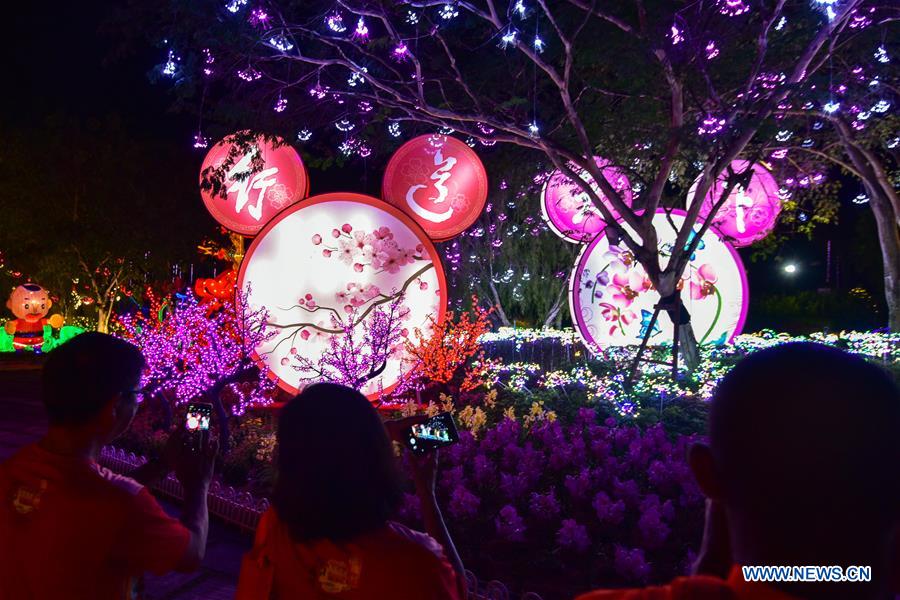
xmin=541 ymin=156 xmax=633 ymax=244
xmin=238 ymin=193 xmax=447 ymax=399
xmin=685 ymin=160 xmax=781 ymax=247
xmin=569 ymin=210 xmax=748 ymax=352
xmin=382 ymin=134 xmax=488 ymax=241
xmin=4 ymin=284 xmax=65 ymax=352
xmin=199 ymin=133 xmax=309 ymax=236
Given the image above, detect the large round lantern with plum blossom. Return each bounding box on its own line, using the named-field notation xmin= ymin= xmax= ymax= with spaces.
xmin=382 ymin=134 xmax=488 ymax=241
xmin=685 ymin=160 xmax=780 ymax=247
xmin=238 ymin=193 xmax=447 ymax=399
xmin=541 ymin=156 xmax=633 ymax=244
xmin=569 ymin=210 xmax=748 ymax=351
xmin=200 ymin=133 xmax=309 ymax=236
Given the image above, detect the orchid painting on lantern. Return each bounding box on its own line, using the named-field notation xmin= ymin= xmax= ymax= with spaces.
xmin=569 ymin=210 xmax=748 ymax=352
xmin=238 ymin=195 xmax=447 ymax=399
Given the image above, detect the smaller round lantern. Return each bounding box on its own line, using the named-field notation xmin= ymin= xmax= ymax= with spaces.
xmin=686 ymin=160 xmax=780 ymax=247
xmin=382 ymin=135 xmax=488 ymax=241
xmin=199 ymin=133 xmax=309 ymax=236
xmin=541 ymin=156 xmax=633 ymax=244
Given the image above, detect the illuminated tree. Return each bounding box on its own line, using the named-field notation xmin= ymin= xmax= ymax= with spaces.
xmin=406 ymin=301 xmax=492 ymax=393
xmin=291 ymin=294 xmax=409 ymax=393
xmin=117 ymin=288 xmax=277 ymax=445
xmin=127 ymin=1 xmax=883 ymax=366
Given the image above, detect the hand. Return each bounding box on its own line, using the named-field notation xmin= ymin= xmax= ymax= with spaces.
xmin=409 ymin=448 xmax=439 ymax=497
xmin=384 ymin=414 xmax=427 ymax=445
xmin=174 ymin=433 xmax=217 ymax=494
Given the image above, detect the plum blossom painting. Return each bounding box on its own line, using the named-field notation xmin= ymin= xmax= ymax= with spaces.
xmin=238 ymin=193 xmax=447 ymax=397
xmin=569 ymin=210 xmax=748 ymax=352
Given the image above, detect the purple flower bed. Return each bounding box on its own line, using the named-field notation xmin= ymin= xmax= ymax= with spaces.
xmin=398 ymin=408 xmax=705 ymax=600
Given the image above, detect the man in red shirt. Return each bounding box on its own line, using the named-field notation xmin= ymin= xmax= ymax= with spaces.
xmin=577 ymin=343 xmax=900 ymax=600
xmin=0 ymin=332 xmax=216 ymax=600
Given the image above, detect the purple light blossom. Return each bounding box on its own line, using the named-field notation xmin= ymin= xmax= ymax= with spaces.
xmin=556 ymin=519 xmax=590 ymax=553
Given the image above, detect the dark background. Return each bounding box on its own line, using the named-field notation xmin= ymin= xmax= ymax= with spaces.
xmin=2 ymin=1 xmax=885 ymax=331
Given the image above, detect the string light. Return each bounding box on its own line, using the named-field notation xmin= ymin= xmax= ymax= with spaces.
xmin=326 ymin=12 xmax=347 ymax=33
xmin=533 ymin=35 xmax=545 ymax=53
xmin=406 ymin=10 xmax=419 ymax=24
xmin=225 ymin=0 xmax=247 ymax=13
xmin=852 ymin=193 xmax=869 ymax=205
xmin=352 ymin=17 xmax=369 ymax=42
xmin=439 ymin=4 xmax=459 ymax=20
xmin=192 ymin=132 xmax=209 ymax=148
xmin=705 ymin=41 xmax=719 ymax=59
xmin=513 ymin=0 xmax=526 ymax=17
xmin=162 ymin=49 xmax=179 ymax=77
xmin=388 ymin=121 xmax=402 ymax=137
xmin=774 ymin=16 xmax=787 ymax=30
xmin=297 ymin=129 xmax=312 ymax=142
xmin=874 ymin=45 xmax=889 ymax=64
xmin=717 ymin=0 xmax=749 ymax=17
xmin=393 ymin=42 xmax=411 ymax=60
xmin=670 ymin=24 xmax=684 ymax=45
xmin=335 ymin=119 xmax=355 ymax=132
xmin=823 ymin=100 xmax=840 ymax=113
xmin=499 ymin=29 xmax=518 ymax=49
xmin=202 ymin=48 xmax=215 ymax=76
xmin=268 ymin=34 xmax=294 ymax=52
xmin=528 ymin=121 xmax=540 ymax=136
xmin=274 ymin=94 xmax=288 ymax=112
xmin=237 ymin=67 xmax=262 ymax=81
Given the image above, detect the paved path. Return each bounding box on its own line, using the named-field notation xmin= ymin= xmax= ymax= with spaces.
xmin=0 ymin=362 xmax=247 ymax=600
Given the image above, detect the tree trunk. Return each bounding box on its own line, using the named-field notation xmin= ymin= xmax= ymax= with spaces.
xmin=867 ymin=185 xmax=900 ymax=332
xmin=657 ymin=275 xmax=701 ymax=372
xmin=96 ymin=304 xmax=112 ymax=333
xmin=488 ymin=281 xmax=511 ymax=327
xmin=542 ymin=285 xmax=568 ymax=329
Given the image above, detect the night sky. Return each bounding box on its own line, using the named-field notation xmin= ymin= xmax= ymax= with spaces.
xmin=4 ymin=1 xmax=883 ymax=328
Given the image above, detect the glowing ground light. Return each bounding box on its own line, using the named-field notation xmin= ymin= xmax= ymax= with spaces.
xmin=238 ymin=193 xmax=447 ymax=398
xmin=569 ymin=210 xmax=748 ymax=352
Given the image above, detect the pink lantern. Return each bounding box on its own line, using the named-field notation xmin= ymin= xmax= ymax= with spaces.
xmin=382 ymin=135 xmax=488 ymax=241
xmin=199 ymin=133 xmax=309 ymax=236
xmin=541 ymin=156 xmax=633 ymax=244
xmin=686 ymin=160 xmax=780 ymax=247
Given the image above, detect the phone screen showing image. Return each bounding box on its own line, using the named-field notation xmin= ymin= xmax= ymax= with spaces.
xmin=184 ymin=403 xmax=212 ymax=451
xmin=405 ymin=412 xmax=459 ymax=455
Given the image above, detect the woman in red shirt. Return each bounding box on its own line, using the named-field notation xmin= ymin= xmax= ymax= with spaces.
xmin=237 ymin=383 xmax=465 ymax=600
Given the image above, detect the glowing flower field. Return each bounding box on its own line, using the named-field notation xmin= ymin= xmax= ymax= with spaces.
xmin=1 ymin=1 xmax=898 ymax=599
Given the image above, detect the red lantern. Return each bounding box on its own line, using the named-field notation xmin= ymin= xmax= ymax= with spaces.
xmin=382 ymin=135 xmax=488 ymax=241
xmin=199 ymin=133 xmax=309 ymax=236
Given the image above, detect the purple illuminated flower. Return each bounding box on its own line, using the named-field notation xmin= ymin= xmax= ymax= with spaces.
xmin=614 ymin=546 xmax=651 ymax=582
xmin=448 ymin=486 xmax=480 ymax=519
xmin=495 ymin=505 xmax=527 ymax=542
xmin=556 ymin=519 xmax=590 ymax=553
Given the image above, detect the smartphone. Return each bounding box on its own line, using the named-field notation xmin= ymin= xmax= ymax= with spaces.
xmin=404 ymin=412 xmax=459 ymax=455
xmin=184 ymin=402 xmax=212 ymax=452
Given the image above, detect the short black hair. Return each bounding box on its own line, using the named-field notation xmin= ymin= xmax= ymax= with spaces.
xmin=710 ymin=342 xmax=900 ymax=528
xmin=42 ymin=332 xmax=145 ymax=425
xmin=272 ymin=383 xmax=403 ymax=543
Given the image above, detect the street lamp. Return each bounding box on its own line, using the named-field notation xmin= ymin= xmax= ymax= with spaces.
xmin=783 ymin=263 xmax=798 ymax=275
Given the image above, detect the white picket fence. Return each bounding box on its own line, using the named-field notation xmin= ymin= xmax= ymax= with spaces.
xmin=100 ymin=446 xmax=544 ymax=600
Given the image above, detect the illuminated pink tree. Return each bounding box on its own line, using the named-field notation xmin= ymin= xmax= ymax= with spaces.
xmin=291 ymin=294 xmax=412 ymax=399
xmin=117 ymin=288 xmax=277 ymax=445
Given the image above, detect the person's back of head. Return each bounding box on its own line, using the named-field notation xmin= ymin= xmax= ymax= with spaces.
xmin=272 ymin=383 xmax=403 ymax=543
xmin=703 ymin=342 xmax=900 ymax=566
xmin=42 ymin=332 xmax=145 ymax=426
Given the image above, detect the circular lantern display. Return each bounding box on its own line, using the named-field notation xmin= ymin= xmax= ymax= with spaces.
xmin=200 ymin=134 xmax=309 ymax=236
xmin=686 ymin=160 xmax=780 ymax=247
xmin=382 ymin=134 xmax=488 ymax=241
xmin=569 ymin=210 xmax=748 ymax=351
xmin=238 ymin=193 xmax=447 ymax=398
xmin=541 ymin=156 xmax=633 ymax=244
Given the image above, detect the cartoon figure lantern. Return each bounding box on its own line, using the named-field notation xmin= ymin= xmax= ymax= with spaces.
xmin=5 ymin=284 xmax=64 ymax=351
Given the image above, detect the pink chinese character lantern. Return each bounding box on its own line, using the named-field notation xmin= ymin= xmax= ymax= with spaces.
xmin=200 ymin=133 xmax=309 ymax=236
xmin=541 ymin=156 xmax=633 ymax=244
xmin=686 ymin=160 xmax=781 ymax=247
xmin=382 ymin=135 xmax=488 ymax=241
